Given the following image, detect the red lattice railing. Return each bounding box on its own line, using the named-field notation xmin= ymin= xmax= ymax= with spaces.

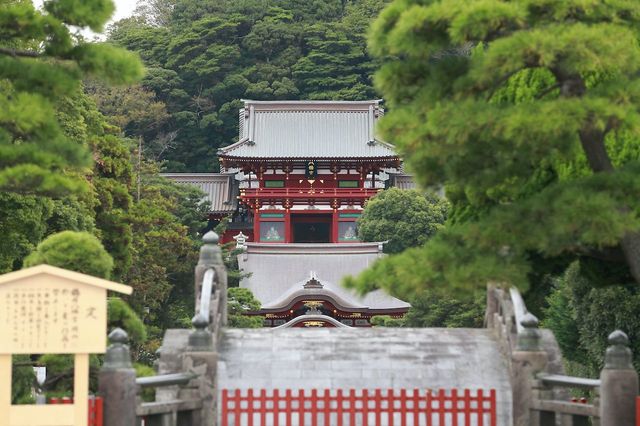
xmin=221 ymin=388 xmax=497 ymax=426
xmin=48 ymin=396 xmax=103 ymax=426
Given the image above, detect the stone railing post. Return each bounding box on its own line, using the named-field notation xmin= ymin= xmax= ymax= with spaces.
xmin=195 ymin=231 xmax=228 ymax=329
xmin=98 ymin=328 xmax=137 ymax=426
xmin=484 ymin=284 xmax=499 ymax=329
xmin=511 ymin=313 xmax=549 ymax=426
xmin=180 ymin=315 xmax=218 ymax=426
xmin=599 ymin=330 xmax=639 ymax=426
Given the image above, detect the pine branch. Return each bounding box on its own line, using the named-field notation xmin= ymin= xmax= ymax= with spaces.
xmin=535 ymin=83 xmax=561 ymax=99
xmin=602 ymin=116 xmax=620 ymax=138
xmin=0 ymin=46 xmax=40 ymax=58
xmin=485 ymin=69 xmax=522 ymax=101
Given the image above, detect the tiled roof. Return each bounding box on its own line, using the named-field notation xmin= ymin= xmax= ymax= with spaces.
xmin=392 ymin=174 xmax=416 ymax=190
xmin=237 ymin=242 xmax=409 ymax=310
xmin=161 ymin=173 xmax=237 ymax=213
xmin=260 ymin=273 xmax=410 ymax=311
xmin=219 ymin=100 xmax=398 ymax=159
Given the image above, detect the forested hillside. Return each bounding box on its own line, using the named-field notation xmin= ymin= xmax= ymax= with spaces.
xmin=106 ymin=0 xmax=387 ymax=171
xmin=0 ymin=0 xmax=387 ymax=366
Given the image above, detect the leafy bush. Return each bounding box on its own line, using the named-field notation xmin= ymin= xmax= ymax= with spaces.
xmin=543 ymin=262 xmax=640 ymax=377
xmin=24 ymin=231 xmax=114 ymax=279
xmin=358 ymin=188 xmax=449 ymax=254
xmin=107 ymin=297 xmax=147 ymax=343
xmin=372 ymin=291 xmax=485 ymax=328
xmin=134 ymin=363 xmax=156 ymax=402
xmin=11 ymin=355 xmax=35 ymax=404
xmin=228 ymin=287 xmax=264 ymax=328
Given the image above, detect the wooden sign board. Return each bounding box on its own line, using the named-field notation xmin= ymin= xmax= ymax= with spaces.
xmin=0 ymin=265 xmax=132 ymax=426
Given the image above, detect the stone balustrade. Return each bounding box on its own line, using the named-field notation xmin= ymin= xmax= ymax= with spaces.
xmin=99 ymin=231 xmax=226 ymax=426
xmin=486 ymin=285 xmax=639 ymax=426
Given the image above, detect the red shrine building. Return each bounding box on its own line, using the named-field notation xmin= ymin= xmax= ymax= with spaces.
xmin=165 ymin=100 xmax=414 ymax=327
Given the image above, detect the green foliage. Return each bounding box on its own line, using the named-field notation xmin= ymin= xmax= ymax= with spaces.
xmin=543 ymin=262 xmax=640 ymax=376
xmin=23 ymin=231 xmax=114 ymax=279
xmin=11 ymin=355 xmax=35 ymax=404
xmin=402 ymin=291 xmax=485 ymax=328
xmin=108 ymin=0 xmax=389 ymax=171
xmin=134 ymin=363 xmax=156 ymax=402
xmin=370 ymin=315 xmax=404 ymax=327
xmin=0 ymin=0 xmax=143 ymax=196
xmin=359 ymin=0 xmax=640 ymax=298
xmin=37 ymin=354 xmax=101 ymax=395
xmin=371 ymin=292 xmax=484 ymax=328
xmin=122 ymin=164 xmax=202 ymax=327
xmin=358 ymin=188 xmax=449 ymax=254
xmin=0 ymin=193 xmax=53 ymax=273
xmin=107 ymin=297 xmax=148 ymax=344
xmin=228 ymin=287 xmax=264 ymax=328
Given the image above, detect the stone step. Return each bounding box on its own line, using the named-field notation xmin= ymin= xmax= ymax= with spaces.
xmin=218 ymin=327 xmax=512 ymax=424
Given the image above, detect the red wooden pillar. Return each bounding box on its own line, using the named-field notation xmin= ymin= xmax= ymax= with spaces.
xmin=253 ymin=207 xmax=260 ymax=242
xmin=332 ymin=209 xmax=339 ymax=243
xmin=285 ymin=209 xmax=292 ymax=243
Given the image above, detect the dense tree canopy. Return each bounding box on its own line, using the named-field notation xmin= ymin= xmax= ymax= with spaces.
xmin=347 ymin=0 xmax=640 ymax=299
xmin=0 ymin=1 xmax=213 ymax=366
xmin=107 ymin=0 xmax=387 ymax=171
xmin=357 ymin=188 xmax=483 ymax=328
xmin=358 ymin=188 xmax=448 ymax=254
xmin=0 ymin=0 xmax=143 ymax=196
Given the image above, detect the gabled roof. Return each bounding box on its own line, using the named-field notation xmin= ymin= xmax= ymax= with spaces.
xmin=161 ymin=173 xmax=237 ymax=214
xmin=261 ymin=274 xmax=410 ymax=311
xmin=237 ymin=242 xmax=409 ymax=311
xmin=219 ymin=100 xmax=399 ymax=160
xmin=0 ymin=264 xmax=132 ymax=294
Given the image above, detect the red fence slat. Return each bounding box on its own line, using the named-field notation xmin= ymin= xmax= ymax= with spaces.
xmin=221 ymin=388 xmax=497 ymax=425
xmin=336 ymin=389 xmax=343 ymax=426
xmin=425 ymin=390 xmax=432 ymax=426
xmin=49 ymin=396 xmax=103 ymax=426
xmin=490 ymin=389 xmax=497 ymax=426
xmin=387 ymin=389 xmax=394 ymax=426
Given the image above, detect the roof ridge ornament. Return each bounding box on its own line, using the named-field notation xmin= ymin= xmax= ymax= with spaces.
xmin=304 ymin=271 xmax=323 ymax=289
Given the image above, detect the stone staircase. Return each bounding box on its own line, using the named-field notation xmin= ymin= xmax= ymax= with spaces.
xmin=218 ymin=327 xmax=513 ymax=425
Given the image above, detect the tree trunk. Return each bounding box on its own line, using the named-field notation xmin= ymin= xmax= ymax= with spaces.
xmin=579 ymin=120 xmax=640 ymax=284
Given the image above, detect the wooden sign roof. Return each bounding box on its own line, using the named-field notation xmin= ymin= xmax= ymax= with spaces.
xmin=0 ymin=265 xmax=132 ymax=294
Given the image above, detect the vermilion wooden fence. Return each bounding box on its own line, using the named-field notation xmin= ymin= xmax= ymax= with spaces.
xmin=636 ymin=396 xmax=640 ymax=426
xmin=87 ymin=396 xmax=104 ymax=426
xmin=221 ymin=388 xmax=497 ymax=426
xmin=48 ymin=396 xmax=103 ymax=426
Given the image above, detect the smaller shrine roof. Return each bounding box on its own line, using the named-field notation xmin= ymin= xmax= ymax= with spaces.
xmin=161 ymin=173 xmax=237 ymax=214
xmin=261 ymin=274 xmax=410 ymax=311
xmin=219 ymin=100 xmax=399 ymax=160
xmin=237 ymin=242 xmax=410 ymax=311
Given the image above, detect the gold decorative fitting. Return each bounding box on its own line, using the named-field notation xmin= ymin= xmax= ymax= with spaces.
xmin=303 ymin=321 xmax=324 ymax=327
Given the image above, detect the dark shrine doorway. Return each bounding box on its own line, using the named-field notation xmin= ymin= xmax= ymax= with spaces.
xmin=292 ymin=214 xmax=332 ymax=243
